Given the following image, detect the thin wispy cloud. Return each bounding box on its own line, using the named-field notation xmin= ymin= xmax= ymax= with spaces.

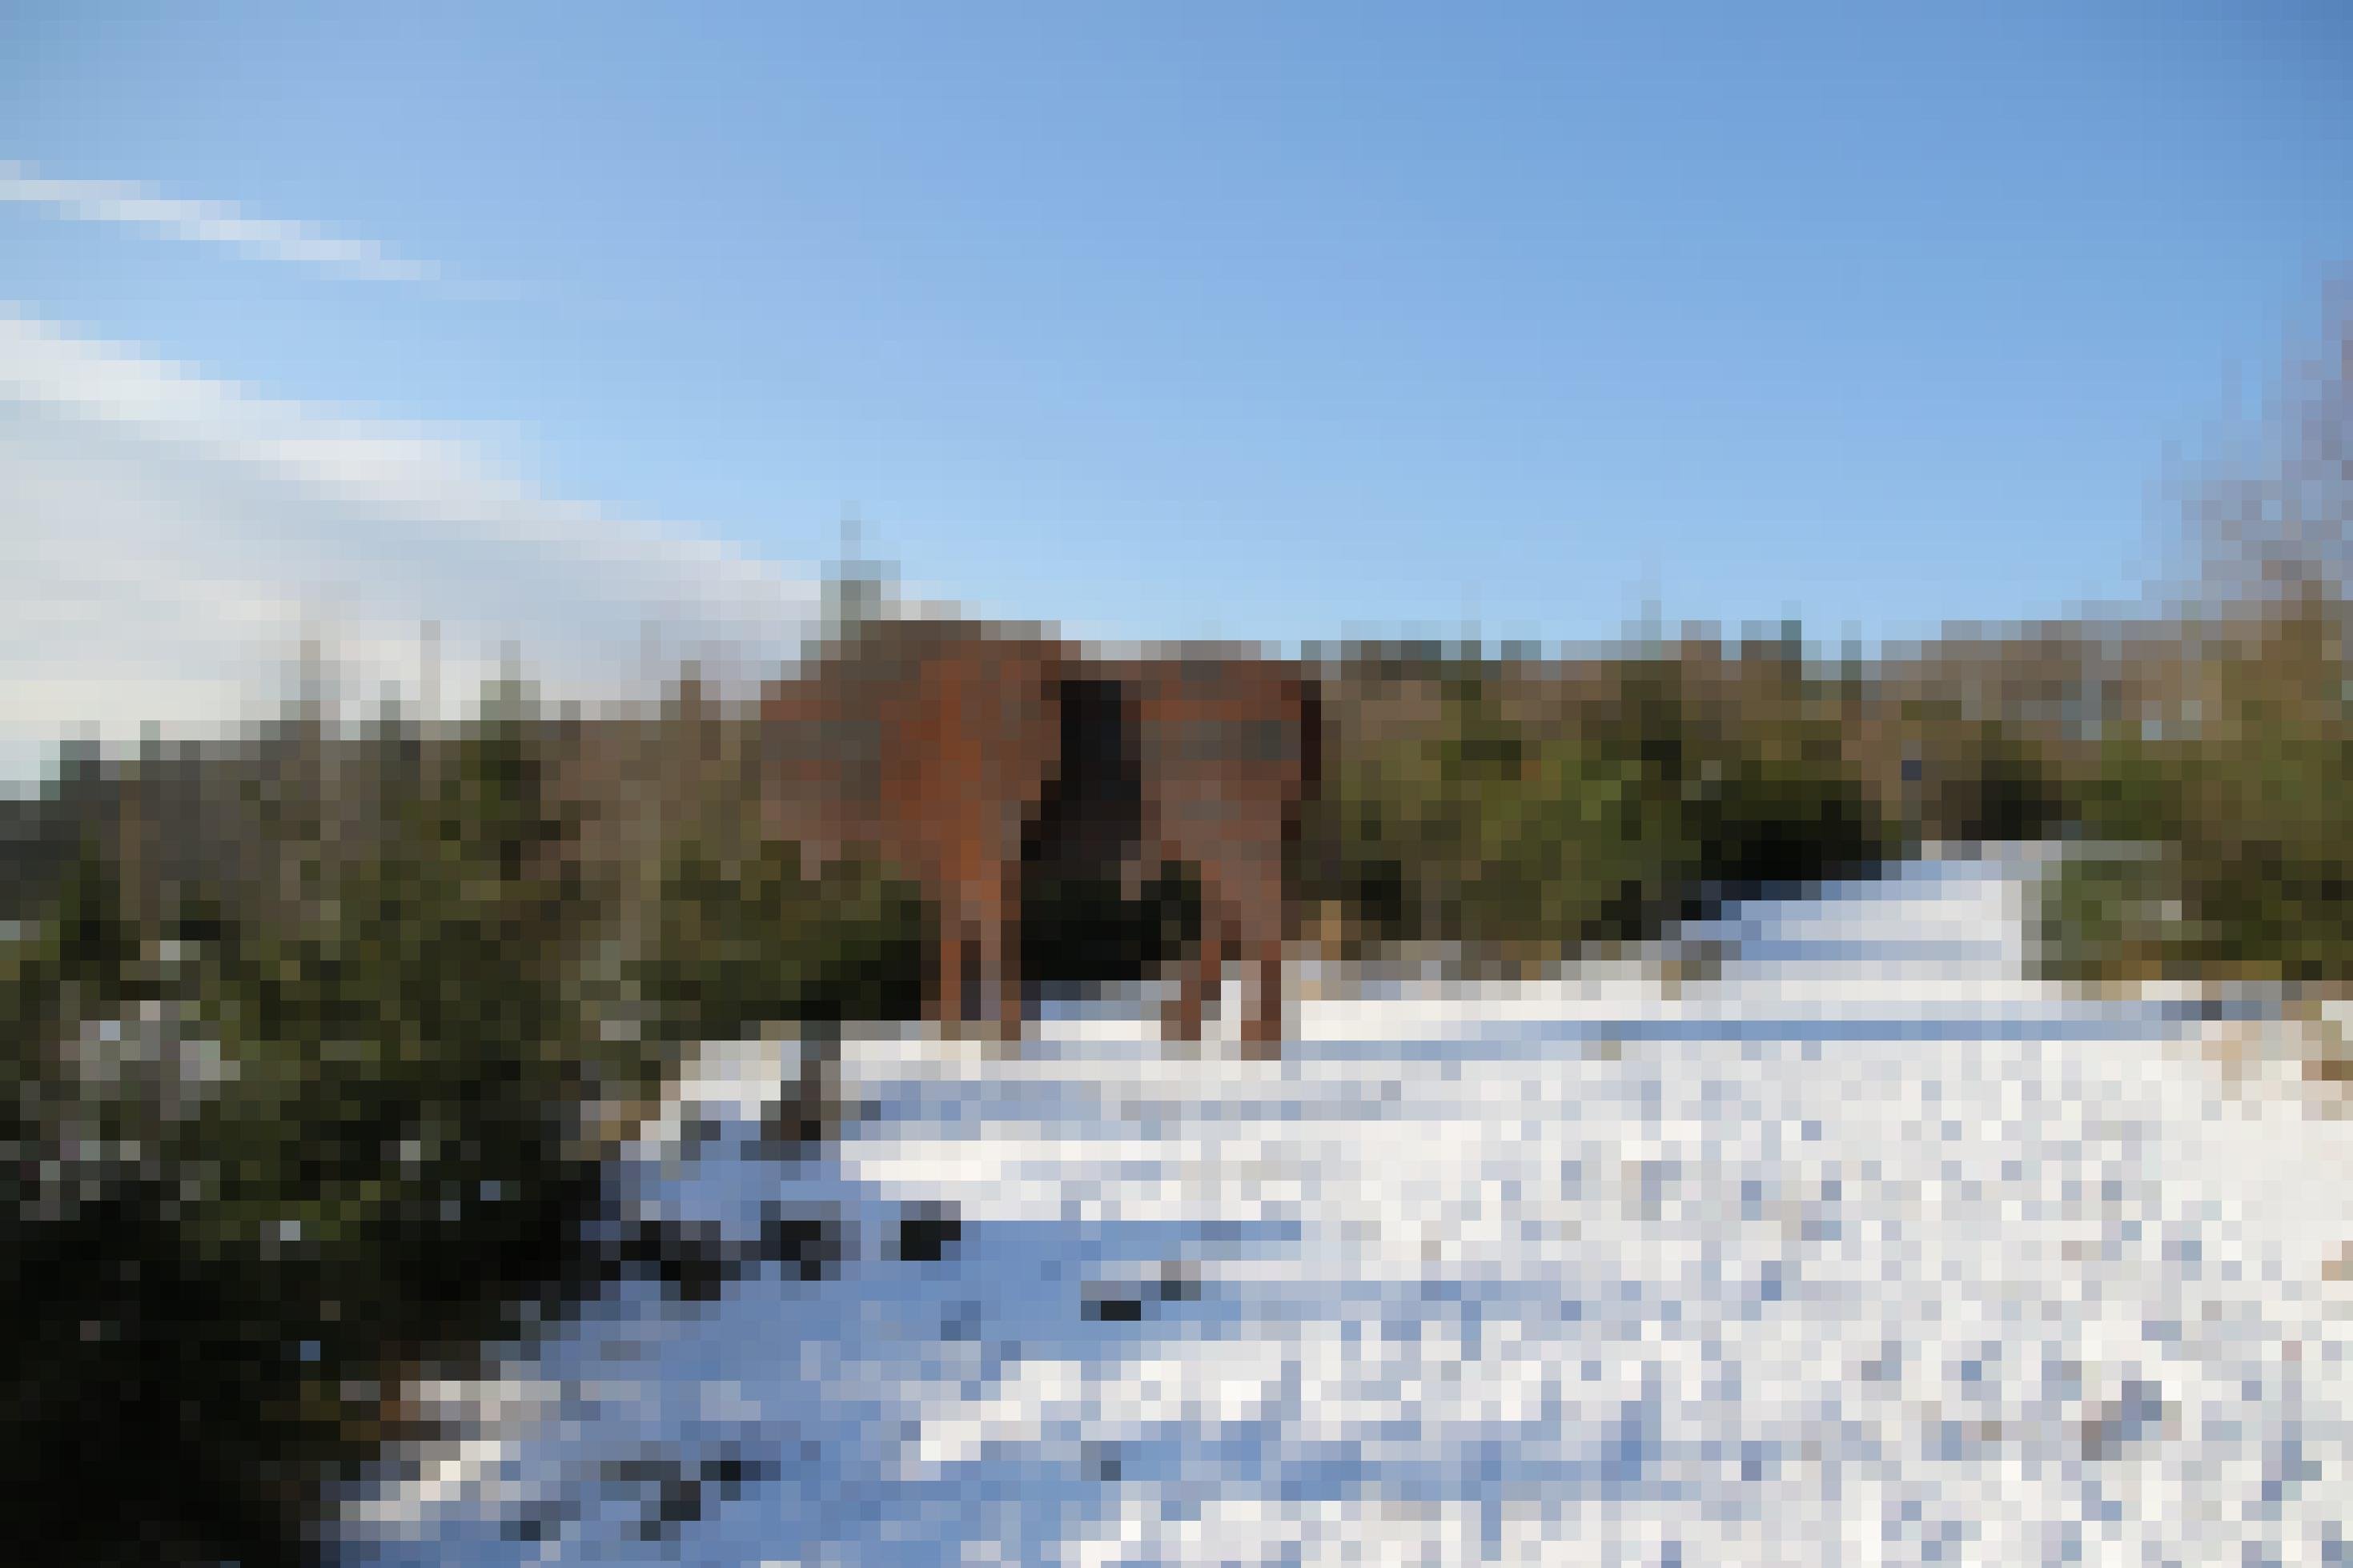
xmin=0 ymin=307 xmax=824 ymax=786
xmin=0 ymin=159 xmax=440 ymax=286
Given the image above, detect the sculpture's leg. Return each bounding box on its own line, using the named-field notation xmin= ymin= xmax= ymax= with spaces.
xmin=928 ymin=913 xmax=958 ymax=1029
xmin=1165 ymin=905 xmax=1223 ymax=1043
xmin=932 ymin=917 xmax=977 ymax=1037
xmin=984 ymin=885 xmax=1023 ymax=1046
xmin=1239 ymin=932 xmax=1285 ymax=1058
xmin=1216 ymin=848 xmax=1287 ymax=1057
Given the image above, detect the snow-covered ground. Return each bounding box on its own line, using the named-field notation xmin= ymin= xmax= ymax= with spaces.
xmin=340 ymin=849 xmax=2353 ymax=1566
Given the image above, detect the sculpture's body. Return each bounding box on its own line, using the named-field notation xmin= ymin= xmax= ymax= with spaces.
xmin=761 ymin=624 xmax=1317 ymax=1049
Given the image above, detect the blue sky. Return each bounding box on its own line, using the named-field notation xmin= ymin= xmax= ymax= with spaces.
xmin=4 ymin=2 xmax=2352 ymax=773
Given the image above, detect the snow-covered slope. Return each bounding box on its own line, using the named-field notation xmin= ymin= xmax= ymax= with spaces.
xmin=342 ymin=850 xmax=2353 ymax=1567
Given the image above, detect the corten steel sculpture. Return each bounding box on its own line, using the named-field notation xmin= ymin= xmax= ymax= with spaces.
xmin=761 ymin=622 xmax=1319 ymax=1051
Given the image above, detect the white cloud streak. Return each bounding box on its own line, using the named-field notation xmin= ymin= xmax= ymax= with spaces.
xmin=0 ymin=307 xmax=823 ymax=786
xmin=0 ymin=159 xmax=440 ymax=285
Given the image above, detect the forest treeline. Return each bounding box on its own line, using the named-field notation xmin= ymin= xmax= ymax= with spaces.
xmin=1305 ymin=587 xmax=2352 ymax=989
xmin=6 ymin=587 xmax=2351 ymax=1562
xmin=1 ymin=676 xmax=924 ymax=1563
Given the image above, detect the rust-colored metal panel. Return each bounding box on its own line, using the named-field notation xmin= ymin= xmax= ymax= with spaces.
xmin=1126 ymin=655 xmax=1319 ymax=1052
